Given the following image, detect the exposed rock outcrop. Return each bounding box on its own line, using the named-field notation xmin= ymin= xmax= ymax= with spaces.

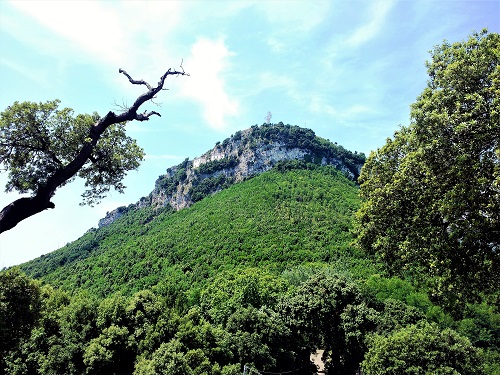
xmin=98 ymin=123 xmax=365 ymax=228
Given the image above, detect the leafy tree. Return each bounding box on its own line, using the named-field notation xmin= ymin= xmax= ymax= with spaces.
xmin=224 ymin=306 xmax=298 ymax=372
xmin=456 ymin=303 xmax=500 ymax=374
xmin=375 ymin=299 xmax=425 ymax=335
xmin=83 ymin=324 xmax=134 ymax=375
xmin=456 ymin=303 xmax=500 ymax=349
xmin=362 ymin=321 xmax=486 ymax=375
xmin=0 ymin=67 xmax=188 ymax=233
xmin=125 ymin=290 xmax=165 ymax=354
xmin=279 ymin=272 xmax=377 ymax=374
xmin=44 ymin=292 xmax=99 ymax=374
xmin=364 ymin=275 xmax=434 ymax=315
xmin=0 ymin=268 xmax=41 ymax=370
xmin=356 ymin=30 xmax=500 ymax=309
xmin=96 ymin=292 xmax=129 ymax=330
xmin=200 ymin=268 xmax=289 ymax=325
xmin=2 ymin=284 xmax=73 ymax=375
xmin=134 ymin=339 xmax=193 ymax=375
xmin=175 ymin=308 xmax=233 ymax=367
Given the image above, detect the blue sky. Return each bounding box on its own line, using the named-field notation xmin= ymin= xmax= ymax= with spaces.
xmin=0 ymin=0 xmax=498 ymax=267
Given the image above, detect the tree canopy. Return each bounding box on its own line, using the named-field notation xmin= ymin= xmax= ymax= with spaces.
xmin=0 ymin=100 xmax=144 ymax=205
xmin=0 ymin=67 xmax=188 ymax=234
xmin=2 ymin=160 xmax=499 ymax=373
xmin=362 ymin=321 xmax=486 ymax=375
xmin=355 ymin=30 xmax=500 ymax=309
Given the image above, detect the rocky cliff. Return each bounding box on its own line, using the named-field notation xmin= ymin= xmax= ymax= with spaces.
xmin=98 ymin=123 xmax=365 ymax=228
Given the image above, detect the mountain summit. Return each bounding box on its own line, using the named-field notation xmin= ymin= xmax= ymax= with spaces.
xmin=99 ymin=123 xmax=365 ymax=227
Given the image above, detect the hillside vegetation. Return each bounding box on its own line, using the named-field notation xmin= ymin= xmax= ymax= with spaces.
xmin=2 ymin=31 xmax=499 ymax=375
xmin=20 ymin=162 xmax=370 ymax=300
xmin=4 ymin=162 xmax=499 ymax=375
xmin=97 ymin=122 xmax=366 ymax=226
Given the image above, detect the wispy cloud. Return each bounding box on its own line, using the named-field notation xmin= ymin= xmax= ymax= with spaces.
xmin=7 ymin=1 xmax=183 ymax=77
xmin=0 ymin=57 xmax=49 ymax=86
xmin=257 ymin=1 xmax=331 ymax=53
xmin=346 ymin=0 xmax=395 ymax=47
xmin=180 ymin=38 xmax=239 ymax=131
xmin=256 ymin=0 xmax=330 ymax=32
xmin=245 ymin=72 xmax=299 ymax=100
xmin=310 ymin=94 xmax=375 ymax=123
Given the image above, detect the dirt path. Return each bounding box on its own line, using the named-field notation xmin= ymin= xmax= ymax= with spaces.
xmin=310 ymin=349 xmax=325 ymax=374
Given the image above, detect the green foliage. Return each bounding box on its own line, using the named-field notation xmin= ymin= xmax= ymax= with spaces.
xmin=132 ymin=306 xmax=236 ymax=375
xmin=364 ymin=275 xmax=433 ymax=313
xmin=0 ymin=100 xmax=144 ymax=205
xmin=20 ymin=165 xmax=366 ymax=299
xmin=362 ymin=321 xmax=486 ymax=375
xmin=190 ymin=174 xmax=235 ymax=202
xmin=279 ymin=272 xmax=378 ymax=374
xmin=224 ymin=306 xmax=296 ymax=372
xmin=247 ymin=122 xmax=366 ymax=179
xmin=355 ymin=30 xmax=500 ymax=310
xmin=200 ymin=268 xmax=289 ymax=325
xmin=4 ymin=289 xmax=99 ymax=375
xmin=136 ymin=340 xmax=193 ymax=375
xmin=457 ymin=303 xmax=500 ymax=349
xmin=83 ymin=325 xmax=134 ymax=374
xmin=96 ymin=292 xmax=128 ymax=329
xmin=0 ymin=268 xmax=41 ymax=368
xmin=3 ymin=269 xmax=498 ymax=374
xmin=194 ymin=156 xmax=238 ymax=175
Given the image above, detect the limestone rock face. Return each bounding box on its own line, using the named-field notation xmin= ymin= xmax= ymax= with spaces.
xmin=98 ymin=206 xmax=128 ymax=228
xmin=98 ymin=123 xmax=365 ymax=228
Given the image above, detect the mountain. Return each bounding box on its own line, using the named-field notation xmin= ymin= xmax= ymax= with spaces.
xmin=8 ymin=123 xmax=499 ymax=375
xmin=19 ymin=123 xmax=370 ymax=298
xmin=97 ymin=123 xmax=365 ymax=227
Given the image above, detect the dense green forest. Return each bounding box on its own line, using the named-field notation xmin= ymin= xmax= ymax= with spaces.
xmin=2 ymin=163 xmax=499 ymax=374
xmin=1 ymin=31 xmax=499 ymax=374
xmin=19 ymin=163 xmax=368 ymax=299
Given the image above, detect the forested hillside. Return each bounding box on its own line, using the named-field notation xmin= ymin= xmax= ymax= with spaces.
xmin=3 ymin=162 xmax=499 ymax=375
xmin=97 ymin=122 xmax=365 ymax=227
xmin=19 ymin=163 xmax=369 ymax=299
xmin=1 ymin=31 xmax=499 ymax=375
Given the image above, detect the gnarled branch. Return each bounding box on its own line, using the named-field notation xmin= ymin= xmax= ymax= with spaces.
xmin=0 ymin=66 xmax=188 ymax=234
xmin=118 ymin=68 xmax=153 ymax=90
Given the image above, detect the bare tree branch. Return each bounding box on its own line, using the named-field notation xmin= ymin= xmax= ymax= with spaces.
xmin=118 ymin=68 xmax=152 ymax=90
xmin=0 ymin=66 xmax=188 ymax=234
xmin=112 ymin=99 xmax=129 ymax=113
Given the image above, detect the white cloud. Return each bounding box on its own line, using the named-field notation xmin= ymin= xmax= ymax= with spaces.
xmin=8 ymin=0 xmax=182 ymax=72
xmin=180 ymin=38 xmax=239 ymax=130
xmin=256 ymin=0 xmax=330 ymax=32
xmin=310 ymin=94 xmax=375 ymax=123
xmin=9 ymin=1 xmax=127 ymax=65
xmin=346 ymin=0 xmax=395 ymax=47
